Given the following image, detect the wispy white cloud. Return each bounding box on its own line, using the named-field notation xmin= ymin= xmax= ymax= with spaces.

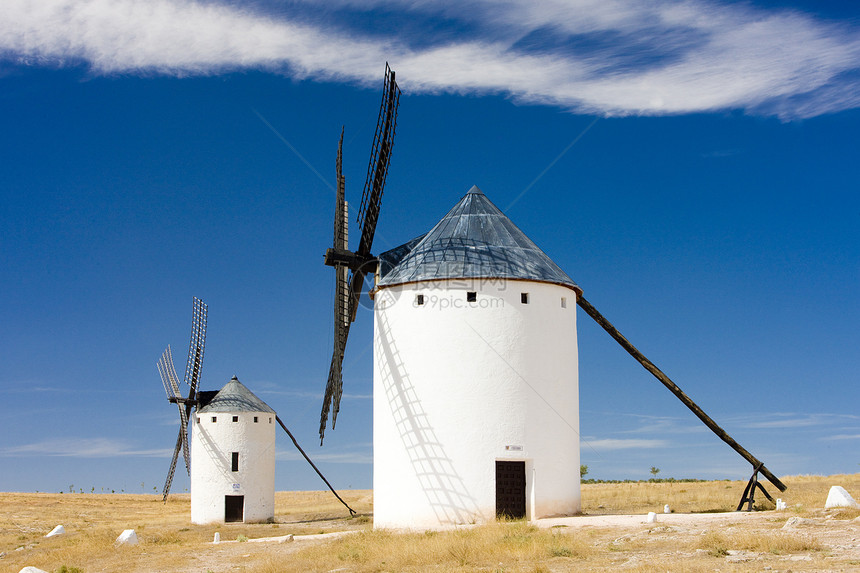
xmin=586 ymin=438 xmax=668 ymax=450
xmin=342 ymin=393 xmax=372 ymax=400
xmin=606 ymin=413 xmax=709 ymax=435
xmin=1 ymin=0 xmax=858 ymax=118
xmin=821 ymin=434 xmax=860 ymax=441
xmin=276 ymin=446 xmax=371 ymax=464
xmin=0 ymin=437 xmax=170 ymax=458
xmin=730 ymin=413 xmax=860 ymax=429
xmin=2 ymin=383 xmax=73 ymax=394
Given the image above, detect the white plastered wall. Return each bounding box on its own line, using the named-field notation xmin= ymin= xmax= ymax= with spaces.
xmin=190 ymin=411 xmax=276 ymax=524
xmin=373 ymin=278 xmax=580 ymax=529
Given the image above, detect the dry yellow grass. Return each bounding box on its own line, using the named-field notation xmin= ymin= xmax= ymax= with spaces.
xmin=0 ymin=490 xmax=372 ymax=572
xmin=2 ymin=475 xmax=858 ymax=572
xmin=282 ymin=522 xmax=600 ymax=572
xmin=582 ymin=472 xmax=860 ymax=515
xmin=697 ymin=529 xmax=821 ymax=555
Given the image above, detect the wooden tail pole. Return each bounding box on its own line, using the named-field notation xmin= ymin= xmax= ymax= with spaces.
xmin=276 ymin=416 xmax=357 ymax=516
xmin=576 ymin=295 xmax=787 ymax=494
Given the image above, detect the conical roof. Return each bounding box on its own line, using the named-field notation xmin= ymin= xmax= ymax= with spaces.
xmin=377 ymin=186 xmax=580 ymax=292
xmin=197 ymin=376 xmax=275 ymax=414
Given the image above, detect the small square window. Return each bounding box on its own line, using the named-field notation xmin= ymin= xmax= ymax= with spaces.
xmin=521 ymin=293 xmax=529 ymax=304
xmin=253 ymin=416 xmax=258 ymax=423
xmin=232 ymin=415 xmax=238 ymax=422
xmin=561 ymin=297 xmax=567 ymax=308
xmin=211 ymin=416 xmax=217 ymax=423
xmin=416 ymin=294 xmax=424 ymax=306
xmin=231 ymin=452 xmax=239 ymax=472
xmin=466 ymin=291 xmax=477 ymax=302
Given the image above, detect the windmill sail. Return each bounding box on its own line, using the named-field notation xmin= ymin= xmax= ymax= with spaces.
xmin=356 ymin=62 xmax=400 ymax=270
xmin=162 ymin=428 xmax=185 ymax=502
xmin=158 ymin=345 xmax=182 ymax=400
xmin=184 ymin=297 xmax=207 ymax=396
xmin=159 ymin=297 xmax=208 ymax=501
xmin=320 ymin=64 xmax=401 ymax=443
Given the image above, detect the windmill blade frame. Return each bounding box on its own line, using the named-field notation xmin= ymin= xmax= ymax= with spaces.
xmin=178 ymin=399 xmax=191 ymax=475
xmin=162 ymin=428 xmax=185 ymax=501
xmin=184 ymin=296 xmax=208 ymax=397
xmin=319 ymin=312 xmax=353 ymax=441
xmin=319 ymin=63 xmax=401 ymax=443
xmin=355 ymin=62 xmax=401 ymax=266
xmin=158 ymin=345 xmax=182 ymax=400
xmin=159 ymin=296 xmax=208 ymax=501
xmin=333 ymin=128 xmax=350 ymax=418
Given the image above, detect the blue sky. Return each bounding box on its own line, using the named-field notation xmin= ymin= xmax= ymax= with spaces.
xmin=1 ymin=0 xmax=858 ymax=496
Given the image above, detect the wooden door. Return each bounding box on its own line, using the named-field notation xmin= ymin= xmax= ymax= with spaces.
xmin=496 ymin=461 xmax=526 ymax=519
xmin=225 ymin=495 xmax=244 ymax=522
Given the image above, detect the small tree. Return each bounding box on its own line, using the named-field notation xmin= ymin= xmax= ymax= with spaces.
xmin=650 ymin=466 xmax=660 ymax=478
xmin=580 ymin=465 xmax=588 ymax=478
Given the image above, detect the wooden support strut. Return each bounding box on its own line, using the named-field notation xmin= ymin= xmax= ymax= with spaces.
xmin=736 ymin=463 xmax=776 ymax=511
xmin=576 ymin=295 xmax=787 ymax=494
xmin=276 ymin=416 xmax=357 ymax=516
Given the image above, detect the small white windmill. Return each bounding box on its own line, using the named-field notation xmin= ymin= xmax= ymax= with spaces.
xmin=190 ymin=375 xmax=277 ymax=524
xmin=158 ymin=297 xmax=356 ymax=523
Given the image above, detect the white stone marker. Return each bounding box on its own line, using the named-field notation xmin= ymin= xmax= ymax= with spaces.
xmin=646 ymin=512 xmax=657 ymax=523
xmin=825 ymin=486 xmax=859 ymax=509
xmin=115 ymin=529 xmax=139 ymax=545
xmin=45 ymin=525 xmax=65 ymax=537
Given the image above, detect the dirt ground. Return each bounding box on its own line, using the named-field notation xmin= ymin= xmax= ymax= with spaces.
xmin=541 ymin=510 xmax=860 ymax=569
xmin=180 ymin=509 xmax=860 ymax=573
xmin=3 ymin=477 xmax=860 ymax=572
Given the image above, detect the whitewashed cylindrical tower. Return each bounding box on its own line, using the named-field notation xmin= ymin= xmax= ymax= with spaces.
xmin=191 ymin=376 xmax=276 ymax=524
xmin=372 ymin=186 xmax=581 ymax=529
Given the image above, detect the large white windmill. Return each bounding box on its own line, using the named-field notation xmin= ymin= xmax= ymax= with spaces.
xmin=319 ymin=66 xmax=786 ymax=530
xmin=372 ymin=186 xmax=582 ymax=527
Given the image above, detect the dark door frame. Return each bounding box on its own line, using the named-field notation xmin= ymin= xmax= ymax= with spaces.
xmin=225 ymin=494 xmax=244 ymax=523
xmin=495 ymin=460 xmax=527 ymax=519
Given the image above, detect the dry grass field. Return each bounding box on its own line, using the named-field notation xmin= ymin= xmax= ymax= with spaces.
xmin=2 ymin=474 xmax=859 ymax=572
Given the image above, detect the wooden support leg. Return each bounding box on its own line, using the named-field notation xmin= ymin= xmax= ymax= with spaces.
xmin=755 ymin=480 xmax=775 ymax=504
xmin=736 ymin=464 xmax=774 ymax=511
xmin=736 ymin=474 xmax=756 ymax=511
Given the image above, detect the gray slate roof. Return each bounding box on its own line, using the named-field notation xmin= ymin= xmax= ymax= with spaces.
xmin=197 ymin=376 xmax=276 ymax=414
xmin=377 ymin=186 xmax=580 ymax=292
